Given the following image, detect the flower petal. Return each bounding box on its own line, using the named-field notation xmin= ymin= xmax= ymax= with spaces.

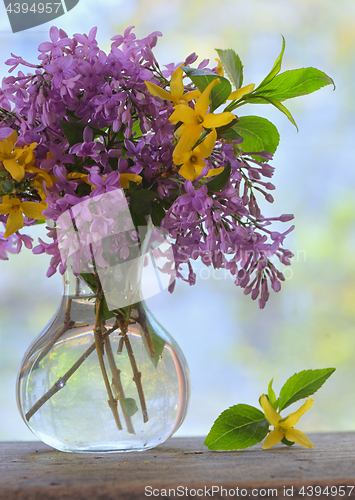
xmin=260 ymin=394 xmax=281 ymax=427
xmin=229 ymin=83 xmax=255 ymax=101
xmin=169 ymin=104 xmax=197 ymax=125
xmin=170 ymin=66 xmax=184 ymax=104
xmin=21 ymin=201 xmax=47 ymax=220
xmin=262 ymin=428 xmax=284 ymax=449
xmin=4 ymin=207 xmax=23 ymax=238
xmin=182 ymin=89 xmax=201 ymax=103
xmin=3 ymin=158 xmax=25 ymax=182
xmin=119 ymin=173 xmax=142 ymax=189
xmin=205 ymin=166 xmax=224 ymax=177
xmin=203 ymin=111 xmax=235 ymax=129
xmin=283 ymin=398 xmax=314 ymax=428
xmin=145 ymin=81 xmax=173 ymax=102
xmin=284 ymin=428 xmax=313 ymax=449
xmin=194 ymin=129 xmax=217 ymax=160
xmin=173 ymin=124 xmax=202 ymax=161
xmin=178 ymin=162 xmax=196 ymax=181
xmin=195 ymin=79 xmax=220 ymax=116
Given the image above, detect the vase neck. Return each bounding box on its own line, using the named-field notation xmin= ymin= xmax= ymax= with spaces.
xmin=63 ymin=269 xmax=96 ymax=298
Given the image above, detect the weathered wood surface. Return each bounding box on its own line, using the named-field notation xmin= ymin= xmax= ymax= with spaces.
xmin=1 ymin=433 xmax=355 ymax=499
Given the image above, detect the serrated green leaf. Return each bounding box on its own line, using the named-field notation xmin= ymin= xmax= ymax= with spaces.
xmin=215 ymin=48 xmax=243 ymax=89
xmin=251 ymin=68 xmax=335 ymax=103
xmin=204 ymin=404 xmax=269 ymax=451
xmin=233 ymin=116 xmax=280 ymax=162
xmin=278 ymin=368 xmax=336 ymax=411
xmin=206 ymin=161 xmax=231 ymax=193
xmin=268 ymin=378 xmax=277 ymax=406
xmin=182 ymin=67 xmax=231 ymax=111
xmin=119 ymin=397 xmax=139 ymax=417
xmin=257 ymin=35 xmax=286 ymax=89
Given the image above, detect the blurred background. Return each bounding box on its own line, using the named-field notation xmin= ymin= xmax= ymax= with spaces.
xmin=1 ymin=0 xmax=354 ymax=441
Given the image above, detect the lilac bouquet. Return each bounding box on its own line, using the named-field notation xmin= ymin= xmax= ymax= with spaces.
xmin=0 ymin=26 xmax=335 ymax=451
xmin=0 ymin=26 xmax=334 ymax=308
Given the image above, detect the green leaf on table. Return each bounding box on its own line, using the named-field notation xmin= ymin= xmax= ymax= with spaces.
xmin=119 ymin=397 xmax=139 ymax=417
xmin=205 ymin=404 xmax=269 ymax=450
xmin=251 ymin=68 xmax=335 ymax=103
xmin=278 ymin=368 xmax=336 ymax=411
xmin=182 ymin=67 xmax=231 ymax=111
xmin=233 ymin=116 xmax=280 ymax=162
xmin=215 ymin=48 xmax=243 ymax=89
xmin=206 ymin=161 xmax=231 ymax=193
xmin=257 ymin=35 xmax=286 ymax=90
xmin=281 ymin=437 xmax=295 ymax=446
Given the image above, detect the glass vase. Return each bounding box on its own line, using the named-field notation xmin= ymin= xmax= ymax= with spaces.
xmin=16 ymin=268 xmax=190 ymax=453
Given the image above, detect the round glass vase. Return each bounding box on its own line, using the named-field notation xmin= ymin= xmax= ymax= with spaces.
xmin=16 ymin=271 xmax=190 ymax=453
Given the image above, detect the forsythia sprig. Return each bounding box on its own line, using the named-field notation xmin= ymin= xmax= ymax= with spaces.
xmin=205 ymin=368 xmax=335 ymax=451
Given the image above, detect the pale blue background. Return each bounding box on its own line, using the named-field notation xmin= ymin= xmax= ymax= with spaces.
xmin=0 ymin=0 xmax=354 ymax=441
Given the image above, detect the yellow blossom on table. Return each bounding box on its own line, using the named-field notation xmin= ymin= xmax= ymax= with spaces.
xmin=145 ymin=66 xmax=200 ymax=107
xmin=260 ymin=394 xmax=314 ymax=450
xmin=173 ymin=129 xmax=223 ymax=181
xmin=169 ymin=79 xmax=235 ymax=154
xmin=0 ymin=195 xmax=47 ymax=238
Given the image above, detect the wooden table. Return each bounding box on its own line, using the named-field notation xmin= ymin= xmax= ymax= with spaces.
xmin=1 ymin=433 xmax=355 ymax=499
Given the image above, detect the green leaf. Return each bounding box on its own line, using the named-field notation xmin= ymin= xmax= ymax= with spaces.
xmin=206 ymin=161 xmax=231 ymax=193
xmin=1 ymin=180 xmax=13 ymax=193
xmin=221 ymin=127 xmax=243 ymax=142
xmin=151 ymin=201 xmax=166 ymax=227
xmin=119 ymin=397 xmax=139 ymax=417
xmin=215 ymin=48 xmax=243 ymax=89
xmin=278 ymin=368 xmax=336 ymax=411
xmin=99 ymin=297 xmax=115 ymax=321
xmin=80 ymin=272 xmax=97 ymax=292
xmin=129 ymin=189 xmax=156 ymax=217
xmin=281 ymin=437 xmax=295 ymax=446
xmin=182 ymin=67 xmax=231 ymax=111
xmin=247 ymin=95 xmax=298 ymax=130
xmin=251 ymin=68 xmax=335 ymax=103
xmin=268 ymin=378 xmax=277 ymax=406
xmin=233 ymin=116 xmax=280 ymax=162
xmin=131 ymin=119 xmax=144 ymax=139
xmin=204 ymin=404 xmax=269 ymax=451
xmin=257 ymin=35 xmax=286 ymax=90
xmin=59 ymin=120 xmax=105 ymax=148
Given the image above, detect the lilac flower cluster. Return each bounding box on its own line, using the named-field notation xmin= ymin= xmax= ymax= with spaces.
xmin=0 ymin=26 xmax=295 ymax=308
